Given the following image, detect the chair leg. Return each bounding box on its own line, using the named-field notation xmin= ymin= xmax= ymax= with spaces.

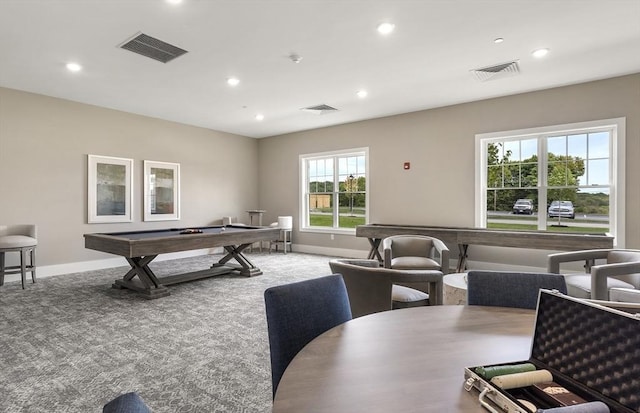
xmin=20 ymin=248 xmax=26 ymax=289
xmin=0 ymin=252 xmax=5 ymax=286
xmin=30 ymin=247 xmax=36 ymax=283
xmin=283 ymin=231 xmax=287 ymax=254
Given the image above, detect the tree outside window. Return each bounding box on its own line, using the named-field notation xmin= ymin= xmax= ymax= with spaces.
xmin=302 ymin=149 xmax=368 ymax=231
xmin=480 ymin=123 xmax=617 ymax=236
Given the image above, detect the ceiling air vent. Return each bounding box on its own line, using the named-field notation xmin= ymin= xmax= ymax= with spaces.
xmin=300 ymin=104 xmax=339 ymax=115
xmin=119 ymin=32 xmax=188 ymax=63
xmin=471 ymin=60 xmax=520 ymax=82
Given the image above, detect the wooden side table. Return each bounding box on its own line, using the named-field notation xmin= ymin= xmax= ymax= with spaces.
xmin=246 ymin=210 xmax=266 ymax=251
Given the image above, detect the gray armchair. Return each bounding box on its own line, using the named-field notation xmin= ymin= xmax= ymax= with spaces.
xmin=607 ymin=287 xmax=640 ymax=303
xmin=547 ymin=249 xmax=640 ymax=300
xmin=329 ymin=259 xmax=444 ymax=318
xmin=383 ymin=235 xmax=449 ymax=274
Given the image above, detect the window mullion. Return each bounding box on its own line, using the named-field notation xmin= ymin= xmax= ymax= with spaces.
xmin=333 ymin=156 xmax=340 ymax=229
xmin=538 ymin=135 xmax=548 ymax=230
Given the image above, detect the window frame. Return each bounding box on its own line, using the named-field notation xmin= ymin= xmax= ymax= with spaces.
xmin=475 ymin=118 xmax=625 ymax=247
xmin=299 ymin=147 xmax=369 ymax=234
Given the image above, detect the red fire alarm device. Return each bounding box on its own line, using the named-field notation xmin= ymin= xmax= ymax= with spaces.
xmin=403 ymin=162 xmax=410 ymax=170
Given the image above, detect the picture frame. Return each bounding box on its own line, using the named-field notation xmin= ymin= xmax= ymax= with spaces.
xmin=144 ymin=160 xmax=180 ymax=221
xmin=87 ymin=154 xmax=134 ymax=223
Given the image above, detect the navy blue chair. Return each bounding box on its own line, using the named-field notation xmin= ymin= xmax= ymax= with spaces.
xmin=102 ymin=392 xmax=151 ymax=413
xmin=467 ymin=271 xmax=567 ymax=309
xmin=264 ymin=274 xmax=352 ymax=399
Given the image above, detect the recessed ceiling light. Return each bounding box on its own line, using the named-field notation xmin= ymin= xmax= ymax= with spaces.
xmin=227 ymin=77 xmax=240 ymax=86
xmin=494 ymin=37 xmax=504 ymax=44
xmin=532 ymin=48 xmax=549 ymax=58
xmin=166 ymin=0 xmax=182 ymax=4
xmin=255 ymin=114 xmax=265 ymax=121
xmin=357 ymin=90 xmax=368 ymax=98
xmin=66 ymin=62 xmax=82 ymax=72
xmin=377 ymin=22 xmax=395 ymax=35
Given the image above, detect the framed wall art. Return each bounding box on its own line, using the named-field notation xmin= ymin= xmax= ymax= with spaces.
xmin=87 ymin=154 xmax=133 ymax=223
xmin=144 ymin=160 xmax=180 ymax=221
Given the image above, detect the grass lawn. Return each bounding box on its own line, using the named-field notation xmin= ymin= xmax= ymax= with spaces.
xmin=487 ymin=222 xmax=609 ymax=234
xmin=310 ymin=214 xmax=365 ymax=228
xmin=309 ymin=213 xmax=608 ymax=233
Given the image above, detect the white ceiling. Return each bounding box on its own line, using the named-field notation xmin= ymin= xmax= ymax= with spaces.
xmin=1 ymin=1 xmax=639 ymax=139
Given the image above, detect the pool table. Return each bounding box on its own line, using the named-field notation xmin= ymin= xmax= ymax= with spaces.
xmin=84 ymin=225 xmax=281 ymax=299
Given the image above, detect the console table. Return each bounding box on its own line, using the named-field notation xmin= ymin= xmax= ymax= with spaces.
xmin=356 ymin=224 xmax=614 ymax=272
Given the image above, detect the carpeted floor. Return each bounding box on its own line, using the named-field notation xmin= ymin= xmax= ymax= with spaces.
xmin=0 ymin=252 xmax=339 ymax=413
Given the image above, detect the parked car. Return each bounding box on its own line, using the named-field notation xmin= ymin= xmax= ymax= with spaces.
xmin=548 ymin=200 xmax=575 ymax=219
xmin=512 ymin=199 xmax=534 ymax=215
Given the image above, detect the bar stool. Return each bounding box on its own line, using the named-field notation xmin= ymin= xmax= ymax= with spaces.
xmin=269 ymin=216 xmax=293 ymax=254
xmin=0 ymin=224 xmax=37 ymax=289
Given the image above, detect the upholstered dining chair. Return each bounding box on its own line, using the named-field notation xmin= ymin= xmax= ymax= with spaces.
xmin=102 ymin=392 xmax=151 ymax=413
xmin=383 ymin=235 xmax=450 ymax=274
xmin=328 ymin=259 xmax=444 ymax=317
xmin=547 ymin=249 xmax=640 ymax=300
xmin=467 ymin=271 xmax=567 ymax=309
xmin=0 ymin=224 xmax=37 ymax=289
xmin=264 ymin=274 xmax=352 ymax=399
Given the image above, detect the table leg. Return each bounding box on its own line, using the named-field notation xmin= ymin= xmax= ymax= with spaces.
xmin=367 ymin=238 xmax=383 ymax=262
xmin=113 ymin=255 xmax=171 ymax=299
xmin=457 ymin=244 xmax=469 ymax=273
xmin=214 ymin=244 xmax=263 ymax=276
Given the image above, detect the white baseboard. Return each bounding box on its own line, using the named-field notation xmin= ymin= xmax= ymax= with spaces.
xmin=1 ymin=244 xmax=550 ymax=285
xmin=3 ymin=243 xmax=364 ymax=284
xmin=1 ymin=248 xmax=221 ymax=284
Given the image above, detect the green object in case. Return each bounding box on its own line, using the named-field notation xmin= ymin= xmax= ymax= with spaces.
xmin=475 ymin=363 xmax=537 ymax=380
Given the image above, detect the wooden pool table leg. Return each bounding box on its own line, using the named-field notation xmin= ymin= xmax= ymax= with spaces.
xmin=215 ymin=244 xmax=263 ymax=276
xmin=112 ymin=255 xmax=170 ymax=299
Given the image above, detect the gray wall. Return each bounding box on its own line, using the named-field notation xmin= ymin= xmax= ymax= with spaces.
xmin=257 ymin=74 xmax=640 ymax=268
xmin=0 ymin=87 xmax=259 ymax=270
xmin=1 ymin=74 xmax=638 ymax=273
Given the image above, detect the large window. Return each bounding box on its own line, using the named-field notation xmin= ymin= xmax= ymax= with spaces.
xmin=475 ymin=118 xmax=625 ymax=245
xmin=300 ymin=148 xmax=368 ymax=232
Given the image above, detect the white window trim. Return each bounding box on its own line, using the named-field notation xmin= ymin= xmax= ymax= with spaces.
xmin=299 ymin=147 xmax=369 ymax=234
xmin=475 ymin=118 xmax=625 ymax=247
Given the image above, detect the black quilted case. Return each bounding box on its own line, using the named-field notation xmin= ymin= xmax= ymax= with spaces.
xmin=464 ymin=290 xmax=640 ymax=413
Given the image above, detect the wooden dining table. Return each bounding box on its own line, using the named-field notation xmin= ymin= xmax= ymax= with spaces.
xmin=272 ymin=305 xmax=536 ymax=413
